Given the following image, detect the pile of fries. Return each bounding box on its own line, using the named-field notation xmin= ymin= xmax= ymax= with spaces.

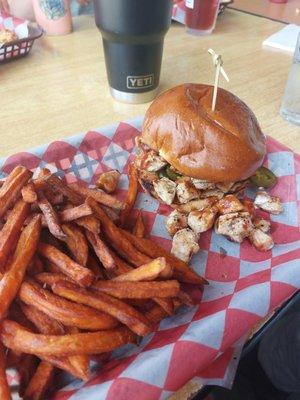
xmin=0 ymin=165 xmax=206 ymax=399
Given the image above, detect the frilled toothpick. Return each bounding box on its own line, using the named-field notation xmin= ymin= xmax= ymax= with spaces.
xmin=208 ymin=48 xmax=229 ymax=112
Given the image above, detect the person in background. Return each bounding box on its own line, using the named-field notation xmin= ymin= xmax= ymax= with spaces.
xmin=0 ymin=0 xmax=92 ymax=20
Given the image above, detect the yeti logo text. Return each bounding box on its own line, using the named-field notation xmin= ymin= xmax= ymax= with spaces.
xmin=127 ymin=75 xmax=154 ymax=89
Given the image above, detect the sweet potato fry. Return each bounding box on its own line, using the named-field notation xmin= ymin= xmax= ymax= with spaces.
xmin=96 ymin=170 xmax=120 ymax=193
xmin=144 ymin=304 xmax=169 ymax=324
xmin=38 ymin=242 xmax=94 ymax=286
xmin=20 ymin=303 xmax=65 ymax=335
xmin=93 ymin=280 xmax=180 ymax=299
xmin=113 ymin=257 xmax=172 ymax=281
xmin=0 ymin=343 xmax=11 ymax=400
xmin=38 ymin=194 xmax=66 ymax=240
xmin=21 ymin=304 xmax=90 ymax=381
xmin=19 ymin=280 xmax=118 ymax=331
xmin=87 ymin=255 xmax=105 ymax=279
xmin=23 ymin=360 xmax=54 ymax=400
xmin=75 ymin=215 xmax=101 ymax=234
xmin=1 ymin=320 xmax=136 ymax=356
xmin=87 ymin=197 xmax=151 ymax=267
xmin=43 ymin=173 xmax=83 ymax=205
xmin=0 ymin=166 xmax=32 ymax=218
xmin=59 ymin=203 xmax=92 ymax=222
xmin=0 ymin=215 xmax=41 ymax=319
xmin=52 ymin=281 xmax=153 ymax=336
xmin=69 ymin=182 xmax=124 ymax=210
xmin=121 ymin=230 xmax=208 ymax=285
xmin=62 ymin=223 xmax=88 ymax=266
xmin=120 ymin=163 xmax=138 ymax=227
xmin=21 ymin=182 xmax=37 ymax=203
xmin=18 ymin=354 xmax=38 ymax=398
xmin=102 ymin=205 xmax=119 ymax=223
xmin=133 ymin=211 xmax=146 ymax=238
xmin=38 ymin=355 xmax=87 ymax=380
xmin=35 ymin=272 xmax=75 ymax=287
xmin=0 ymin=199 xmax=30 ymax=269
xmin=85 ymin=231 xmax=115 ymax=270
xmin=109 ymin=251 xmax=133 ymax=275
xmin=64 ymin=327 xmax=90 ymax=381
xmin=153 ymin=297 xmax=174 ymax=315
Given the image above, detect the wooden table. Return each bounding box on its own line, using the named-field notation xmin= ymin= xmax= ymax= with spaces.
xmin=229 ymin=0 xmax=300 ymax=25
xmin=0 ymin=10 xmax=299 ymax=159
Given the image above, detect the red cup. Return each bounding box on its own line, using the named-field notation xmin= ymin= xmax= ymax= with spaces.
xmin=268 ymin=0 xmax=288 ymax=3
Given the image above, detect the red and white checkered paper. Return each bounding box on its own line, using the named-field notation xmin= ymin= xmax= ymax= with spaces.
xmin=1 ymin=117 xmax=299 ymax=400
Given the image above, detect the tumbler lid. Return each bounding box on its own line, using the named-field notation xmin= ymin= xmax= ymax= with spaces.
xmin=110 ymin=87 xmax=158 ymax=104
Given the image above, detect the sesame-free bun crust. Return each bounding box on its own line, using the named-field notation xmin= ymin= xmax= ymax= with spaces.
xmin=141 ymin=84 xmax=266 ymax=182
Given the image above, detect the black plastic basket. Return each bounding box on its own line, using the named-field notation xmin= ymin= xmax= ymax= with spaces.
xmin=0 ymin=25 xmax=43 ymax=63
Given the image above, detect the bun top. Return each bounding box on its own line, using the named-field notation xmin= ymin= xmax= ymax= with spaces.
xmin=141 ymin=84 xmax=266 ymax=182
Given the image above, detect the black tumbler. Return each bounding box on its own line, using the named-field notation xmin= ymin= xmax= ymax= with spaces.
xmin=93 ymin=0 xmax=173 ymax=103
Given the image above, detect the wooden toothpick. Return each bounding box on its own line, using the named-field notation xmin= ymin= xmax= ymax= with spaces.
xmin=208 ymin=49 xmax=229 ymax=112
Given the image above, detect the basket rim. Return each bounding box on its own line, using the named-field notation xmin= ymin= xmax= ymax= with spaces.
xmin=1 ymin=24 xmax=43 ymax=48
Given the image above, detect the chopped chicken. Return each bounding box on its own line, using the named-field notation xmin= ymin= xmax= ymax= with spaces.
xmin=191 ymin=178 xmax=216 ymax=190
xmin=242 ymin=199 xmax=255 ymax=216
xmin=217 ymin=195 xmax=244 ymax=214
xmin=249 ymin=228 xmax=274 ymax=251
xmin=254 ymin=190 xmax=283 ymax=215
xmin=215 ymin=212 xmax=253 ymax=243
xmin=253 ymin=218 xmax=271 ymax=233
xmin=199 ymin=188 xmax=224 ymax=200
xmin=143 ymin=150 xmax=167 ymax=172
xmin=96 ymin=170 xmax=120 ymax=193
xmin=216 ymin=182 xmax=235 ymax=193
xmin=229 ymin=181 xmax=248 ymax=194
xmin=173 ymin=197 xmax=218 ymax=213
xmin=153 ymin=177 xmax=176 ymax=205
xmin=176 ymin=179 xmax=199 ymax=204
xmin=171 ymin=228 xmax=199 ymax=263
xmin=188 ymin=207 xmax=217 ymax=234
xmin=166 ymin=210 xmax=188 ymax=236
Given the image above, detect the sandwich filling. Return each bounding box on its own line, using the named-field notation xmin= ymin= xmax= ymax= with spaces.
xmin=135 ymin=140 xmax=247 ymax=209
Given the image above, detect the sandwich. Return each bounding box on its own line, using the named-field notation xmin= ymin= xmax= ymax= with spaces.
xmin=135 ymin=83 xmax=266 ymax=208
xmin=135 ymin=84 xmax=282 ymax=260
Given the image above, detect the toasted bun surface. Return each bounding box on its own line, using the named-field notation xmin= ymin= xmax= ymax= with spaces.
xmin=141 ymin=84 xmax=266 ymax=182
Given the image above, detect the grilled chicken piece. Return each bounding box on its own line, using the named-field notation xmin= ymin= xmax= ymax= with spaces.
xmin=173 ymin=197 xmax=218 ymax=213
xmin=176 ymin=179 xmax=199 ymax=204
xmin=249 ymin=228 xmax=274 ymax=251
xmin=216 ymin=182 xmax=235 ymax=193
xmin=228 ymin=180 xmax=248 ymax=194
xmin=215 ymin=211 xmax=253 ymax=243
xmin=253 ymin=218 xmax=271 ymax=233
xmin=242 ymin=199 xmax=255 ymax=216
xmin=171 ymin=228 xmax=199 ymax=263
xmin=217 ymin=195 xmax=244 ymax=214
xmin=191 ymin=178 xmax=216 ymax=190
xmin=166 ymin=210 xmax=188 ymax=236
xmin=96 ymin=170 xmax=120 ymax=193
xmin=153 ymin=177 xmax=176 ymax=205
xmin=254 ymin=190 xmax=283 ymax=215
xmin=199 ymin=188 xmax=224 ymax=200
xmin=143 ymin=150 xmax=167 ymax=172
xmin=188 ymin=208 xmax=217 ymax=234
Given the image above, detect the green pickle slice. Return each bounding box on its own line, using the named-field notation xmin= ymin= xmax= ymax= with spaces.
xmin=165 ymin=165 xmax=182 ymax=181
xmin=250 ymin=166 xmax=277 ymax=189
